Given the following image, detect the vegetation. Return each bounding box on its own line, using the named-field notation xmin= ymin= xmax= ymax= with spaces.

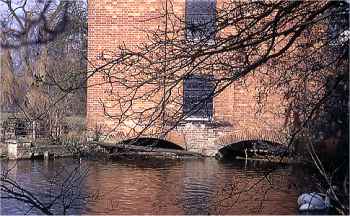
xmin=0 ymin=0 xmax=87 ymax=140
xmin=0 ymin=0 xmax=348 ymax=214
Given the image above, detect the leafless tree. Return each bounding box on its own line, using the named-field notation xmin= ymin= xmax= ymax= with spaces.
xmin=87 ymin=0 xmax=348 ymax=213
xmin=0 ymin=1 xmax=89 ymax=215
xmin=0 ymin=0 xmax=348 ymax=214
xmin=0 ymin=0 xmax=70 ymax=48
xmin=0 ymin=160 xmax=96 ymax=215
xmin=1 ymin=0 xmax=87 ymax=138
xmin=88 ymin=1 xmax=347 ymax=140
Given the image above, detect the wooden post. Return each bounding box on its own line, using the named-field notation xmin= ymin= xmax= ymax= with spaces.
xmin=32 ymin=121 xmax=36 ymax=140
xmin=44 ymin=151 xmax=49 ymax=160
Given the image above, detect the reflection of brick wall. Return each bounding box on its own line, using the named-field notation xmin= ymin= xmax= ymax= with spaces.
xmin=87 ymin=0 xmax=288 ymax=155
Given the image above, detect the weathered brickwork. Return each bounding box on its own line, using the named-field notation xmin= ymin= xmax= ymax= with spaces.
xmin=87 ymin=0 xmax=289 ymax=156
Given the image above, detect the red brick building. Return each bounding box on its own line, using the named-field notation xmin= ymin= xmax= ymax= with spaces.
xmin=87 ymin=0 xmax=289 ymax=156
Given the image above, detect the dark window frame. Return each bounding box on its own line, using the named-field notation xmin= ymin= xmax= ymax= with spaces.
xmin=185 ymin=0 xmax=217 ymax=42
xmin=183 ymin=74 xmax=214 ymax=120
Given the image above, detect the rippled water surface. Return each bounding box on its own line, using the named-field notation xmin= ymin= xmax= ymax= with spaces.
xmin=1 ymin=157 xmax=315 ymax=214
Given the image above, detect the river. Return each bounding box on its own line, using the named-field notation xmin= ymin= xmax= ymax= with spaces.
xmin=0 ymin=157 xmax=316 ymax=215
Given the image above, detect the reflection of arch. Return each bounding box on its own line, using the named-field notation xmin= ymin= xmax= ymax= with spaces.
xmin=118 ymin=137 xmax=185 ymax=150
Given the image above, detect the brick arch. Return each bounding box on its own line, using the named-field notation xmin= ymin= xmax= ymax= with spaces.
xmin=121 ymin=137 xmax=185 ymax=150
xmin=165 ymin=131 xmax=187 ymax=149
xmin=214 ymin=129 xmax=288 ymax=149
xmin=108 ymin=130 xmax=187 ymax=150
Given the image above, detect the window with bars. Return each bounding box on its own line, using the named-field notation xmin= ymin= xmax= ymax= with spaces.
xmin=185 ymin=0 xmax=216 ymax=41
xmin=183 ymin=75 xmax=214 ymax=120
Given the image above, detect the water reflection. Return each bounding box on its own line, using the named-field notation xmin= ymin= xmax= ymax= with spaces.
xmin=1 ymin=159 xmax=88 ymax=215
xmin=1 ymin=158 xmax=314 ymax=215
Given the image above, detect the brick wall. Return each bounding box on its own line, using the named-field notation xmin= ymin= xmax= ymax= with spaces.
xmin=87 ymin=0 xmax=166 ymax=131
xmin=87 ymin=0 xmax=289 ymax=155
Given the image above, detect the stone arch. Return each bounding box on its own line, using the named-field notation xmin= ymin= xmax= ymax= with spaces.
xmin=214 ymin=129 xmax=287 ymax=148
xmin=217 ymin=139 xmax=283 ymax=158
xmin=104 ymin=130 xmax=187 ymax=150
xmin=214 ymin=130 xmax=289 ymax=159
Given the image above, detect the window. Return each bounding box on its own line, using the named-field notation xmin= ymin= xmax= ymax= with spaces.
xmin=186 ymin=0 xmax=216 ymax=41
xmin=327 ymin=8 xmax=349 ymax=46
xmin=183 ymin=75 xmax=214 ymax=120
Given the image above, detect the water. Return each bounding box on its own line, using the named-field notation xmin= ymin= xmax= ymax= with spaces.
xmin=0 ymin=157 xmax=315 ymax=215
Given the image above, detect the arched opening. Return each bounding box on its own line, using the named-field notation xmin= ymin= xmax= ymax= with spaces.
xmin=216 ymin=140 xmax=288 ymax=160
xmin=119 ymin=137 xmax=184 ymax=150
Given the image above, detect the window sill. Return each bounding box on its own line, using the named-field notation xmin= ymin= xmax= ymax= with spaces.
xmin=186 ymin=38 xmax=215 ymax=46
xmin=184 ymin=116 xmax=212 ymax=122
